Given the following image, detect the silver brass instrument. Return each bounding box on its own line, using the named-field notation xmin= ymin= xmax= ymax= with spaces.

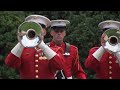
xmin=101 ymin=29 xmax=120 ymax=53
xmin=101 ymin=29 xmax=120 ymax=65
xmin=17 ymin=21 xmax=42 ymax=47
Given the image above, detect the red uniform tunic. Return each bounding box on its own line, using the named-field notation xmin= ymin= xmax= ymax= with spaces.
xmin=5 ymin=46 xmax=66 ymax=79
xmin=49 ymin=41 xmax=86 ymax=79
xmin=85 ymin=47 xmax=120 ymax=79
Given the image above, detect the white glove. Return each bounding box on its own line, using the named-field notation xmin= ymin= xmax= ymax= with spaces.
xmin=92 ymin=46 xmax=105 ymax=61
xmin=38 ymin=40 xmax=56 ymax=60
xmin=67 ymin=76 xmax=72 ymax=79
xmin=11 ymin=43 xmax=24 ymax=58
xmin=114 ymin=52 xmax=120 ymax=66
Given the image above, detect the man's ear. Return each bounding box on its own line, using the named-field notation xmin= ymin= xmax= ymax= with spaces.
xmin=50 ymin=30 xmax=54 ymax=36
xmin=64 ymin=31 xmax=66 ymax=36
xmin=42 ymin=29 xmax=46 ymax=36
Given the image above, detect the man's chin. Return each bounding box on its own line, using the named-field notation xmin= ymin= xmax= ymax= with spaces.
xmin=57 ymin=39 xmax=62 ymax=41
xmin=55 ymin=39 xmax=63 ymax=43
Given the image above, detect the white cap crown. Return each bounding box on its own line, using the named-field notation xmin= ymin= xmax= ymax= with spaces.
xmin=25 ymin=15 xmax=51 ymax=28
xmin=51 ymin=20 xmax=70 ymax=27
xmin=98 ymin=20 xmax=120 ymax=30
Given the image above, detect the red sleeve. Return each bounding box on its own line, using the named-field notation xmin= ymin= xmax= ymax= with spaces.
xmin=5 ymin=52 xmax=21 ymax=69
xmin=48 ymin=47 xmax=66 ymax=73
xmin=72 ymin=48 xmax=86 ymax=79
xmin=84 ymin=47 xmax=100 ymax=72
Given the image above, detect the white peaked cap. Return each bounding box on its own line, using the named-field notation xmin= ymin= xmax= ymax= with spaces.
xmin=25 ymin=15 xmax=51 ymax=28
xmin=51 ymin=20 xmax=70 ymax=27
xmin=98 ymin=20 xmax=120 ymax=30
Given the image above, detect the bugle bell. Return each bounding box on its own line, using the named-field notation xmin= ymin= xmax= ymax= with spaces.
xmin=101 ymin=29 xmax=120 ymax=53
xmin=17 ymin=21 xmax=43 ymax=47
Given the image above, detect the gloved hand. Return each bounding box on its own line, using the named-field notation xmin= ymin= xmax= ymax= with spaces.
xmin=11 ymin=43 xmax=24 ymax=58
xmin=92 ymin=46 xmax=105 ymax=61
xmin=104 ymin=41 xmax=120 ymax=54
xmin=38 ymin=35 xmax=56 ymax=60
xmin=67 ymin=76 xmax=72 ymax=79
xmin=114 ymin=52 xmax=120 ymax=66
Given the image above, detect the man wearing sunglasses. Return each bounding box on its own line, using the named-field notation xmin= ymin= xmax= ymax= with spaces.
xmin=48 ymin=20 xmax=86 ymax=79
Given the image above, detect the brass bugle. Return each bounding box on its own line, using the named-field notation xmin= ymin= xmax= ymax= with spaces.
xmin=101 ymin=29 xmax=120 ymax=53
xmin=17 ymin=21 xmax=43 ymax=47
